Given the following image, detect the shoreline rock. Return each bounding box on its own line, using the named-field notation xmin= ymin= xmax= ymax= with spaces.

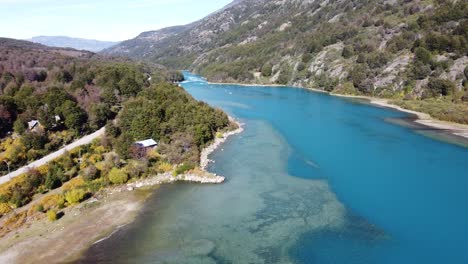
xmin=125 ymin=172 xmax=225 ymax=190
xmin=200 ymin=117 xmax=244 ymax=170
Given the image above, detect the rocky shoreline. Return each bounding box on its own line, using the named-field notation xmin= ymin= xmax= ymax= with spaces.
xmin=200 ymin=117 xmax=244 ymax=170
xmin=125 ymin=172 xmax=225 ymax=191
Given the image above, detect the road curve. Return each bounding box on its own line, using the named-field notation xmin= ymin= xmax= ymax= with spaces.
xmin=0 ymin=127 xmax=105 ymax=185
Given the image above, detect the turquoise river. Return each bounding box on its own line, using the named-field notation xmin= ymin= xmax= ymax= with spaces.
xmin=78 ymin=73 xmax=468 ymax=263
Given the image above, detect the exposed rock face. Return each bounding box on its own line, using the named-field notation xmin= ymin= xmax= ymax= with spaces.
xmin=126 ymin=172 xmax=225 ymax=189
xmin=374 ymin=53 xmax=412 ymax=89
xmin=101 ymin=25 xmax=190 ymax=58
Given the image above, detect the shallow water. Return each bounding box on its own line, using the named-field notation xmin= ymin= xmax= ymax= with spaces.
xmin=79 ymin=73 xmax=468 ymax=263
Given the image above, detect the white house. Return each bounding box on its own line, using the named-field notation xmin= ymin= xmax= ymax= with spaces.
xmin=134 ymin=139 xmax=158 ymax=149
xmin=27 ymin=120 xmax=40 ymax=130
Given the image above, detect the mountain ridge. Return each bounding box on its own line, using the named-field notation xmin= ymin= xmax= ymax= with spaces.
xmin=29 ymin=36 xmax=119 ymax=52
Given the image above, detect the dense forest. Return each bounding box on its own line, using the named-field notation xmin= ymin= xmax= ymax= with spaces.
xmin=108 ymin=83 xmax=229 ymax=163
xmin=0 ymin=38 xmax=190 ymax=174
xmin=105 ymin=0 xmax=468 ymax=124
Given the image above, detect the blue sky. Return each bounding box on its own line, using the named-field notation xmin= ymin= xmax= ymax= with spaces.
xmin=0 ymin=0 xmax=233 ymax=41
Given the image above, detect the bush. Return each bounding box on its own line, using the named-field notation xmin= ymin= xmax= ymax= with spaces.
xmin=414 ymin=47 xmax=432 ymax=65
xmin=427 ymin=78 xmax=456 ymax=96
xmin=314 ymin=74 xmax=338 ymax=92
xmin=44 ymin=172 xmax=63 ymax=190
xmin=0 ymin=202 xmax=12 ymax=216
xmin=342 ymin=46 xmax=354 ymax=59
xmin=107 ymin=168 xmax=128 ymax=184
xmin=35 ymin=204 xmax=44 ymax=213
xmin=411 ymin=61 xmax=432 ymax=80
xmin=47 ymin=210 xmax=57 ymax=221
xmin=40 ymin=194 xmax=66 ymax=211
xmin=296 ymin=62 xmax=306 ymax=72
xmin=277 ymin=67 xmax=291 ymax=85
xmin=173 ymin=164 xmax=195 ymax=176
xmin=157 ymin=162 xmax=173 ymax=173
xmin=64 ymin=189 xmax=87 ymax=204
xmin=82 ymin=165 xmax=99 ymax=181
xmin=126 ymin=160 xmax=148 ymax=178
xmin=261 ymin=63 xmax=273 ymax=77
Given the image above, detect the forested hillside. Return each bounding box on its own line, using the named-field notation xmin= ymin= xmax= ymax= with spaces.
xmin=0 ymin=38 xmax=224 ymax=176
xmin=105 ymin=0 xmax=468 ymax=124
xmin=0 ymin=37 xmax=230 ymax=226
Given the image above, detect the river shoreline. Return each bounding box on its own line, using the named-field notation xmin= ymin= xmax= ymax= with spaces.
xmin=0 ymin=118 xmax=244 ymax=264
xmin=331 ymin=93 xmax=468 ymax=140
xmin=208 ymin=81 xmax=468 ymax=141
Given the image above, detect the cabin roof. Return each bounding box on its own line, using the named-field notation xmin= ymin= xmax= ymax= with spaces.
xmin=134 ymin=139 xmax=158 ymax=148
xmin=28 ymin=120 xmax=40 ymax=129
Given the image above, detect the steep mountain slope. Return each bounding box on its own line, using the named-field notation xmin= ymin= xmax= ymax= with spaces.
xmin=29 ymin=36 xmax=119 ymax=52
xmin=102 ymin=25 xmax=191 ymax=59
xmin=105 ymin=0 xmax=468 ymax=123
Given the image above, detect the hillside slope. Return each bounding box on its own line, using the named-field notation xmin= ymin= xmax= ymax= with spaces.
xmin=104 ymin=0 xmax=468 ymax=123
xmin=0 ymin=37 xmax=220 ymax=175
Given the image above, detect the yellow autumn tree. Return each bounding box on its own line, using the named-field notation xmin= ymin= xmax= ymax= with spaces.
xmin=107 ymin=168 xmax=128 ymax=185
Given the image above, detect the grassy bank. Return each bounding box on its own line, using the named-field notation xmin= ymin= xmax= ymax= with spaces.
xmin=392 ymin=98 xmax=468 ymax=125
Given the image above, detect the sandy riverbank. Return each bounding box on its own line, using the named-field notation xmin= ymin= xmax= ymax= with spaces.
xmin=208 ymin=81 xmax=328 ymax=93
xmin=0 ymin=119 xmax=244 ymax=264
xmin=0 ymin=189 xmax=152 ymax=264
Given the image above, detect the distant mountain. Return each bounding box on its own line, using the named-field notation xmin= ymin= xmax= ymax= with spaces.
xmin=0 ymin=37 xmax=95 ymax=58
xmin=101 ymin=25 xmax=191 ymax=59
xmin=29 ymin=36 xmax=119 ymax=52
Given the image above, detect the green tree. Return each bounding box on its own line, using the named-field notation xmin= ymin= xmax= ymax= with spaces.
xmin=427 ymin=78 xmax=456 ymax=96
xmin=0 ymin=96 xmax=17 ymax=136
xmin=193 ymin=124 xmax=211 ymax=147
xmin=342 ymin=46 xmax=354 ymax=58
xmin=59 ymin=100 xmax=88 ymax=132
xmin=411 ymin=61 xmax=432 ymax=80
xmin=261 ymin=63 xmax=273 ymax=77
xmin=349 ymin=64 xmax=369 ymax=90
xmin=13 ymin=118 xmax=26 ymax=135
xmin=89 ymin=103 xmax=113 ymax=129
xmin=414 ymin=47 xmax=432 ymax=65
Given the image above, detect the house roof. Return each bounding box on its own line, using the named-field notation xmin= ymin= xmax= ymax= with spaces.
xmin=134 ymin=139 xmax=158 ymax=148
xmin=28 ymin=120 xmax=40 ymax=129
